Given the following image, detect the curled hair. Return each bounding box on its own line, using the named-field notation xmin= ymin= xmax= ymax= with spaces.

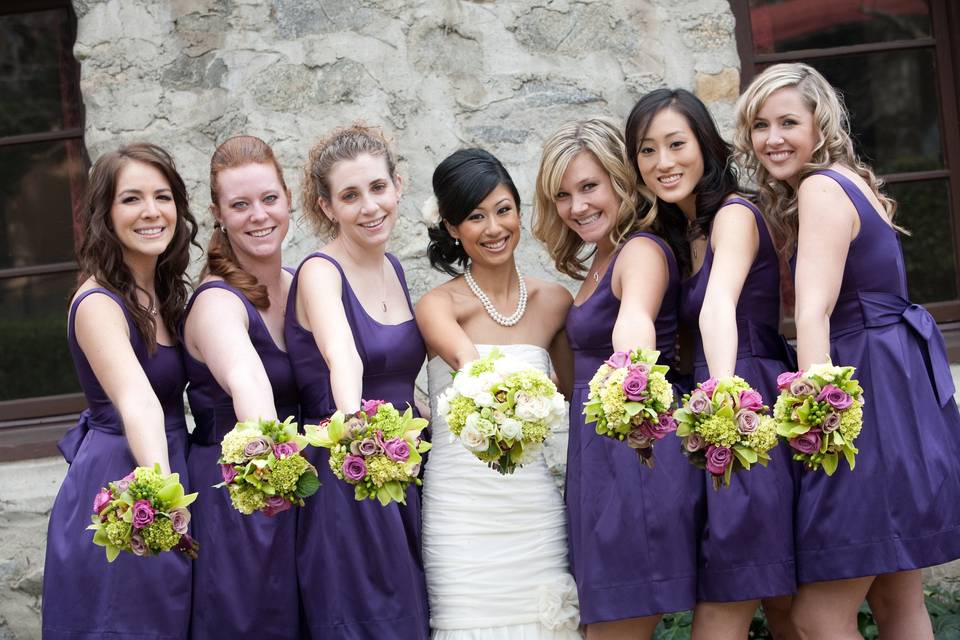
xmin=426 ymin=148 xmax=521 ymax=276
xmin=301 ymin=123 xmax=397 ymax=237
xmin=205 ymin=135 xmax=289 ymax=309
xmin=625 ymin=88 xmax=746 ymax=277
xmin=733 ymin=62 xmax=899 ymax=254
xmin=76 ymin=142 xmax=199 ymax=353
xmin=533 ymin=117 xmax=648 ymax=280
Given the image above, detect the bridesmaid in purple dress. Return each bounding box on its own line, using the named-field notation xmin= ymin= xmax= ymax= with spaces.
xmin=626 ymin=89 xmax=797 ymax=639
xmin=285 ymin=124 xmax=428 ymax=639
xmin=736 ymin=62 xmax=960 ymax=639
xmin=533 ymin=118 xmax=703 ymax=639
xmin=182 ymin=136 xmax=300 ymax=638
xmin=42 ymin=143 xmax=198 ymax=639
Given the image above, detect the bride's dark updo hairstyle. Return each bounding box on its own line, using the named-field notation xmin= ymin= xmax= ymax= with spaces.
xmin=427 ymin=148 xmax=521 ymax=276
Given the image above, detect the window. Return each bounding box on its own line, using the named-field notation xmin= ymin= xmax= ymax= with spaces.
xmin=730 ymin=0 xmax=960 ymax=330
xmin=0 ymin=0 xmax=87 ymax=459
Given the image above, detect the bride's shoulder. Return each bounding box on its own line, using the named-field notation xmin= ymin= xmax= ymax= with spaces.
xmin=416 ymin=277 xmax=463 ymax=314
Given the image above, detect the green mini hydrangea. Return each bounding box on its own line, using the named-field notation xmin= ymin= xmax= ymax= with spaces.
xmin=370 ymin=404 xmax=404 ymax=438
xmin=446 ymin=395 xmax=478 ymax=434
xmin=469 ymin=356 xmax=496 ymax=376
xmin=521 ymin=420 xmax=550 ymax=443
xmin=697 ymin=414 xmax=741 ymax=448
xmin=229 ymin=483 xmax=267 ymax=515
xmin=365 ymin=454 xmax=405 ymax=487
xmin=746 ymin=417 xmax=780 ymax=453
xmin=104 ymin=520 xmax=131 ymax=548
xmin=773 ymin=394 xmax=790 ymax=421
xmin=128 ymin=466 xmax=164 ymax=500
xmin=587 ymin=365 xmax=612 ymax=396
xmin=221 ymin=430 xmax=258 ymax=464
xmin=504 ymin=370 xmax=556 ymax=397
xmin=599 ymin=368 xmax=629 ymax=425
xmin=271 ymin=454 xmax=309 ymax=495
xmin=328 ymin=447 xmax=347 ymax=480
xmin=646 ymin=373 xmax=673 ymax=410
xmin=141 ymin=518 xmax=180 ymax=552
xmin=839 ymin=402 xmax=863 ymax=442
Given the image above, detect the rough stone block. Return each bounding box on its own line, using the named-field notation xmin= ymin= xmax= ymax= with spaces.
xmin=694 ymin=67 xmax=740 ymax=104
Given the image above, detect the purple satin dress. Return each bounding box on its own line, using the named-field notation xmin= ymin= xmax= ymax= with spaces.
xmin=565 ymin=233 xmax=704 ymax=624
xmin=792 ymin=169 xmax=960 ymax=582
xmin=680 ymin=198 xmax=797 ymax=602
xmin=42 ymin=288 xmax=191 ymax=640
xmin=285 ymin=252 xmax=429 ymax=639
xmin=183 ymin=280 xmax=301 ymax=639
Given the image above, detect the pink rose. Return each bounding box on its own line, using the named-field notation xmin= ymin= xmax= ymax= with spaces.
xmin=789 ymin=379 xmax=816 ymax=397
xmin=622 ymin=368 xmax=649 ymax=401
xmin=115 ymin=471 xmax=136 ymax=493
xmin=263 ymin=495 xmax=292 ymax=517
xmin=777 ymin=370 xmax=803 ymax=391
xmin=738 ymin=389 xmax=764 ymax=412
xmin=688 ymin=389 xmax=712 ymax=415
xmin=822 ymin=411 xmax=841 ymax=433
xmin=705 ymin=445 xmax=733 ymax=475
xmin=361 ymin=399 xmax=385 ymax=415
xmin=220 ymin=464 xmax=238 ymax=484
xmin=605 ymin=351 xmax=631 ymax=369
xmin=684 ymin=433 xmax=706 ymax=452
xmin=132 ymin=499 xmax=155 ymax=529
xmin=93 ymin=488 xmax=112 ymax=515
xmin=700 ymin=377 xmax=719 ymax=397
xmin=169 ymin=507 xmax=190 ymax=534
xmin=383 ymin=438 xmax=411 ymax=462
xmin=272 ymin=441 xmax=299 ymax=459
xmin=736 ymin=410 xmax=760 ymax=434
xmin=244 ymin=436 xmax=273 ymax=458
xmin=342 ymin=454 xmax=367 ymax=481
xmin=789 ymin=431 xmax=822 ymax=455
xmin=816 ymin=384 xmax=853 ymax=410
xmin=130 ymin=533 xmax=147 ymax=556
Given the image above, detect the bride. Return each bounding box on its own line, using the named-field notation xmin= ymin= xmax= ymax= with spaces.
xmin=415 ymin=148 xmax=582 ymax=639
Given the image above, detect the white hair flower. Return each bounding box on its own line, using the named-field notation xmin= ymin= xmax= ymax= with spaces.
xmin=420 ymin=194 xmax=441 ymax=227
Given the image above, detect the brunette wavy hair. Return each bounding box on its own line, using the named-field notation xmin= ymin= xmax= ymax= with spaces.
xmin=205 ymin=135 xmax=290 ymax=309
xmin=76 ymin=142 xmax=199 ymax=353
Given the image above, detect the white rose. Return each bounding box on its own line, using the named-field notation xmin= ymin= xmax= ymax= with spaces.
xmin=493 ymin=357 xmax=529 ymax=377
xmin=549 ymin=393 xmax=567 ymax=419
xmin=474 ymin=391 xmax=495 ymax=407
xmin=453 ymin=373 xmax=483 ymax=399
xmin=515 ymin=393 xmax=550 ymax=421
xmin=499 ymin=418 xmax=523 ymax=441
xmin=458 ymin=423 xmax=489 ymax=453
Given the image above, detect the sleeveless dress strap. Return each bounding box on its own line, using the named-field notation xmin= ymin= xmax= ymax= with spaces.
xmin=386 ymin=253 xmax=416 ymax=314
xmin=186 ymin=280 xmax=259 ymax=329
xmin=721 ymin=196 xmax=776 ymax=256
xmin=808 ymin=169 xmax=883 ymax=224
xmin=70 ymin=287 xmax=136 ymax=342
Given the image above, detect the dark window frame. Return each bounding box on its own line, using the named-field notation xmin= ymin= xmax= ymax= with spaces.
xmin=730 ymin=0 xmax=960 ymax=355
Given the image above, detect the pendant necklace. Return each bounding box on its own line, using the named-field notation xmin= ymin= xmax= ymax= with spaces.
xmin=464 ymin=264 xmax=527 ymax=327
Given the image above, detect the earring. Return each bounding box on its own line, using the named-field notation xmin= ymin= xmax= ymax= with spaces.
xmin=454 ymin=239 xmax=460 ymax=246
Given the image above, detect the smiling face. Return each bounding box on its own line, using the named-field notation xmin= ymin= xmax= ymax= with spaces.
xmin=635 ymin=107 xmax=705 ymax=217
xmin=213 ymin=162 xmax=290 ymax=264
xmin=320 ymin=152 xmax=401 ymax=247
xmin=554 ymin=150 xmax=621 ymax=245
xmin=446 ymin=184 xmax=520 ymax=269
xmin=110 ymin=160 xmax=177 ymax=262
xmin=751 ymin=86 xmax=818 ymax=188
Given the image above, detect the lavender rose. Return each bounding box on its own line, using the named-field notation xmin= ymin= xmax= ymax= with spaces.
xmin=357 ymin=438 xmax=380 ymax=457
xmin=777 ymin=370 xmax=803 ymax=390
xmin=700 ymin=377 xmax=719 ymax=397
xmin=605 ymin=351 xmax=631 ymax=369
xmin=639 ymin=414 xmax=677 ymax=441
xmin=272 ymin=441 xmax=299 ymax=459
xmin=263 ymin=495 xmax=292 ymax=517
xmin=789 ymin=378 xmax=817 ymax=397
xmin=705 ymin=445 xmax=733 ymax=475
xmin=383 ymin=438 xmax=411 ymax=462
xmin=738 ymin=389 xmax=764 ymax=412
xmin=622 ymin=368 xmax=649 ymax=401
xmin=789 ymin=430 xmax=822 ymax=455
xmin=132 ymin=499 xmax=155 ymax=529
xmin=220 ymin=463 xmax=238 ymax=484
xmin=243 ymin=436 xmax=273 ymax=458
xmin=169 ymin=507 xmax=190 ymax=534
xmin=361 ymin=398 xmax=385 ymax=415
xmin=342 ymin=454 xmax=367 ymax=481
xmin=816 ymin=384 xmax=854 ymax=410
xmin=115 ymin=471 xmax=136 ymax=493
xmin=684 ymin=433 xmax=706 ymax=452
xmin=821 ymin=411 xmax=841 ymax=433
xmin=129 ymin=533 xmax=147 ymax=556
xmin=736 ymin=409 xmax=760 ymax=434
xmin=688 ymin=389 xmax=712 ymax=414
xmin=93 ymin=488 xmax=112 ymax=515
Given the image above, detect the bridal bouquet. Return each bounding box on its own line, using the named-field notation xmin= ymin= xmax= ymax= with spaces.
xmin=773 ymin=363 xmax=864 ymax=475
xmin=88 ymin=464 xmax=199 ymax=562
xmin=305 ymin=400 xmax=431 ymax=506
xmin=437 ymin=349 xmax=566 ymax=474
xmin=674 ymin=376 xmax=780 ymax=488
xmin=583 ymin=348 xmax=676 ymax=467
xmin=216 ymin=416 xmax=319 ymax=516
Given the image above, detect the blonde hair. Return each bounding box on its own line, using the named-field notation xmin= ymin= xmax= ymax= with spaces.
xmin=532 ymin=117 xmax=652 ymax=279
xmin=733 ymin=62 xmax=898 ymax=253
xmin=301 ymin=123 xmax=397 ymax=237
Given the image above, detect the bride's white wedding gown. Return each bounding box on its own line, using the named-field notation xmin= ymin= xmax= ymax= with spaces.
xmin=423 ymin=344 xmax=582 ymax=639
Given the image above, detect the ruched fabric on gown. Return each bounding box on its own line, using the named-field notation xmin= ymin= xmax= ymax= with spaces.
xmin=423 ymin=345 xmax=582 ymax=639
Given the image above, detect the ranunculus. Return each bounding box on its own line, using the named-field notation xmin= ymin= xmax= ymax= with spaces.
xmin=821 ymin=411 xmax=841 ymax=433
xmin=605 ymin=351 xmax=631 ymax=369
xmin=700 ymin=377 xmax=719 ymax=397
xmin=361 ymin=398 xmax=385 ymax=415
xmin=115 ymin=471 xmax=136 ymax=493
xmin=626 ymin=429 xmax=652 ymax=450
xmin=738 ymin=389 xmax=764 ymax=412
xmin=789 ymin=379 xmax=816 ymax=397
xmin=705 ymin=445 xmax=733 ymax=475
xmin=688 ymin=389 xmax=712 ymax=414
xmin=342 ymin=454 xmax=367 ymax=481
xmin=132 ymin=499 xmax=155 ymax=529
xmin=129 ymin=533 xmax=146 ymax=556
xmin=499 ymin=418 xmax=523 ymax=441
xmin=459 ymin=423 xmax=489 ymax=453
xmin=383 ymin=438 xmax=411 ymax=462
xmin=169 ymin=507 xmax=190 ymax=534
xmin=736 ymin=409 xmax=760 ymax=434
xmin=93 ymin=488 xmax=112 ymax=514
xmin=243 ymin=436 xmax=273 ymax=458
xmin=358 ymin=438 xmax=379 ymax=456
xmin=684 ymin=433 xmax=706 ymax=452
xmin=622 ymin=368 xmax=649 ymax=401
xmin=263 ymin=495 xmax=292 ymax=517
xmin=272 ymin=441 xmax=299 ymax=459
xmin=777 ymin=370 xmax=803 ymax=390
xmin=789 ymin=430 xmax=822 ymax=455
xmin=817 ymin=384 xmax=853 ymax=410
xmin=220 ymin=463 xmax=238 ymax=484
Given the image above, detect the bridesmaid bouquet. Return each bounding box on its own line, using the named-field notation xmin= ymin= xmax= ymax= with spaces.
xmin=773 ymin=363 xmax=864 ymax=475
xmin=674 ymin=376 xmax=780 ymax=489
xmin=305 ymin=400 xmax=431 ymax=506
xmin=87 ymin=464 xmax=199 ymax=562
xmin=583 ymin=348 xmax=676 ymax=467
xmin=437 ymin=349 xmax=567 ymax=474
xmin=216 ymin=416 xmax=320 ymax=516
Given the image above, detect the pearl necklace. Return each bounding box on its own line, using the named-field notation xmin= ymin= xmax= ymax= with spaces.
xmin=464 ymin=264 xmax=527 ymax=327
